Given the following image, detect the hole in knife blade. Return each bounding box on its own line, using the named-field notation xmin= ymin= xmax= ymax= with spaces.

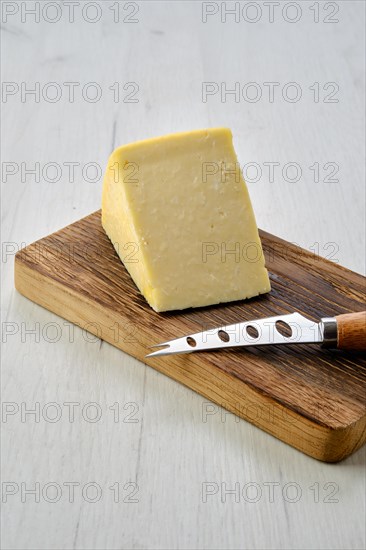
xmin=186 ymin=337 xmax=197 ymax=347
xmin=246 ymin=325 xmax=259 ymax=339
xmin=275 ymin=320 xmax=292 ymax=338
xmin=218 ymin=330 xmax=230 ymax=342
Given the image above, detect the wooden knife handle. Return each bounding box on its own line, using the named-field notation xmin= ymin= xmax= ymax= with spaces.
xmin=335 ymin=312 xmax=366 ymax=351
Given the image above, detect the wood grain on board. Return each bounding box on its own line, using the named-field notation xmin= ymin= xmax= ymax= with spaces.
xmin=14 ymin=211 xmax=366 ymax=462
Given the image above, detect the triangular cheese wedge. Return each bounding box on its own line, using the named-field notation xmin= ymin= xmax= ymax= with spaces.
xmin=102 ymin=128 xmax=270 ymax=311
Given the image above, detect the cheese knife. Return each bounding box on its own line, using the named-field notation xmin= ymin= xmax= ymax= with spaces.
xmin=146 ymin=311 xmax=366 ymax=357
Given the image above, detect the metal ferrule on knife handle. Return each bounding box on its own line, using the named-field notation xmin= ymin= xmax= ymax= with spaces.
xmin=320 ymin=317 xmax=338 ymax=348
xmin=321 ymin=312 xmax=366 ymax=351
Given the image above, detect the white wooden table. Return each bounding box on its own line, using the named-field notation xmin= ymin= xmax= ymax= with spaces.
xmin=2 ymin=1 xmax=365 ymax=549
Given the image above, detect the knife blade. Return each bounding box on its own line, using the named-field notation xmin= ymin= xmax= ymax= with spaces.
xmin=146 ymin=311 xmax=366 ymax=357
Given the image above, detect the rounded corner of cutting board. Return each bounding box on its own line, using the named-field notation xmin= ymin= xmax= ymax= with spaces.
xmin=310 ymin=415 xmax=366 ymax=463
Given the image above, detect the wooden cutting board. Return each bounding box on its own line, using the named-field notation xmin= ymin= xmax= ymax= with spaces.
xmin=14 ymin=211 xmax=366 ymax=462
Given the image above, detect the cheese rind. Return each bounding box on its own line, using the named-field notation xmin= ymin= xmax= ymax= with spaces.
xmin=102 ymin=128 xmax=270 ymax=311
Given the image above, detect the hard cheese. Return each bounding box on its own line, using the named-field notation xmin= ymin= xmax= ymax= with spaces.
xmin=102 ymin=128 xmax=270 ymax=312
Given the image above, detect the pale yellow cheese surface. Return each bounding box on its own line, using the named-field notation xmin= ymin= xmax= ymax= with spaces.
xmin=102 ymin=128 xmax=270 ymax=312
